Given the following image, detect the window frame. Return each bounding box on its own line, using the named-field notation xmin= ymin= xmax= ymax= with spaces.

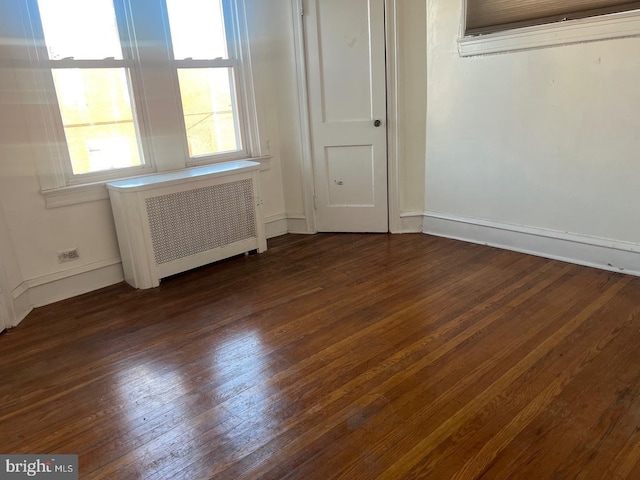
xmin=20 ymin=0 xmax=262 ymax=204
xmin=458 ymin=2 xmax=640 ymax=57
xmin=162 ymin=0 xmax=256 ymax=167
xmin=25 ymin=0 xmax=155 ymax=185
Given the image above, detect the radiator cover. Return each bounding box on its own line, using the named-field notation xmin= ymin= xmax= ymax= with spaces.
xmin=107 ymin=161 xmax=266 ymax=289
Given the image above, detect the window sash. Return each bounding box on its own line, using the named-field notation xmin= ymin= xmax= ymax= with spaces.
xmin=465 ymin=0 xmax=640 ymax=35
xmin=165 ymin=0 xmax=229 ymax=61
xmin=175 ymin=66 xmax=243 ymax=159
xmin=167 ymin=0 xmax=250 ymax=165
xmin=39 ymin=62 xmax=153 ymax=183
xmin=51 ymin=67 xmax=149 ymax=178
xmin=26 ymin=0 xmax=155 ymax=183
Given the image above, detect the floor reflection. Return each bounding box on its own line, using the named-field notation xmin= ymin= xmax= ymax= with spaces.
xmin=209 ymin=329 xmax=276 ymax=450
xmin=111 ymin=328 xmax=275 ymax=476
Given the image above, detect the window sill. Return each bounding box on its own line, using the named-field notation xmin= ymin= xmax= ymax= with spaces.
xmin=458 ymin=10 xmax=640 ymax=57
xmin=42 ymin=155 xmax=272 ymax=208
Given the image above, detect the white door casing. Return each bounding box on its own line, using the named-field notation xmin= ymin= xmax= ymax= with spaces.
xmin=0 ymin=258 xmax=11 ymax=332
xmin=0 ymin=287 xmax=8 ymax=333
xmin=304 ymin=0 xmax=388 ymax=232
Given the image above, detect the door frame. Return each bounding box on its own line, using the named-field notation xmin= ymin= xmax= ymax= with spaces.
xmin=0 ymin=250 xmax=14 ymax=332
xmin=0 ymin=285 xmax=9 ymax=333
xmin=290 ymin=0 xmax=402 ymax=233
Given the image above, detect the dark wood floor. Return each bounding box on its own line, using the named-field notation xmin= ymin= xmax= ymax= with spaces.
xmin=2 ymin=233 xmax=640 ymax=479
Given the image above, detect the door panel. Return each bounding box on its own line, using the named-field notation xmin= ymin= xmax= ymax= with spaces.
xmin=318 ymin=0 xmax=372 ymax=122
xmin=325 ymin=146 xmax=375 ymax=206
xmin=305 ymin=0 xmax=388 ymax=232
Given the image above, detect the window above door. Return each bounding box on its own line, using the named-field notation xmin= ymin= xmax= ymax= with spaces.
xmin=459 ymin=0 xmax=640 ymax=56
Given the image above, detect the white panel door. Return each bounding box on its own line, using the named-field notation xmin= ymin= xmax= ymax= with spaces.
xmin=304 ymin=0 xmax=388 ymax=232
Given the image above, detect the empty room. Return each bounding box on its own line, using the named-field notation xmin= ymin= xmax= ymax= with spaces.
xmin=1 ymin=0 xmax=639 ymax=478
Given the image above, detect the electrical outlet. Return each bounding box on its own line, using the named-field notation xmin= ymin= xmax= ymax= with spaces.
xmin=57 ymin=248 xmax=80 ymax=263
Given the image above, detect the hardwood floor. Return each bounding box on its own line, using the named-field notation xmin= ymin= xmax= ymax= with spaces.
xmin=2 ymin=233 xmax=640 ymax=479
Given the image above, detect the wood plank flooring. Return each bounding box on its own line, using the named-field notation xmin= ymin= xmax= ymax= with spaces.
xmin=1 ymin=233 xmax=640 ymax=479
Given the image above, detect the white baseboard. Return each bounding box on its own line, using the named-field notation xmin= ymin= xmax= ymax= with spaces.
xmin=265 ymin=214 xmax=289 ymax=239
xmin=287 ymin=214 xmax=314 ymax=234
xmin=3 ymin=285 xmax=32 ymax=329
xmin=396 ymin=211 xmax=424 ymax=233
xmin=18 ymin=258 xmax=125 ymax=309
xmin=265 ymin=213 xmax=314 ymax=236
xmin=15 ymin=211 xmax=635 ymax=313
xmin=423 ymin=211 xmax=640 ymax=277
xmin=9 ymin=215 xmax=296 ymax=311
xmin=11 ymin=287 xmax=32 ymax=327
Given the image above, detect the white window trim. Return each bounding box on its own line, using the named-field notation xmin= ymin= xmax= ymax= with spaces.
xmin=19 ymin=0 xmax=264 ymax=208
xmin=42 ymin=155 xmax=271 ymax=208
xmin=459 ymin=8 xmax=640 ymax=57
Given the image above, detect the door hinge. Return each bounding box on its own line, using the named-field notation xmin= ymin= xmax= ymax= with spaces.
xmin=299 ymin=0 xmax=304 ymax=16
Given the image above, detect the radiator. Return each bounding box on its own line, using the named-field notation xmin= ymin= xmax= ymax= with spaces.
xmin=107 ymin=161 xmax=266 ymax=289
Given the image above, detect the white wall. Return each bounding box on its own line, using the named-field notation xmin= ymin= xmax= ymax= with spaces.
xmin=11 ymin=0 xmax=636 ymax=313
xmin=0 ymin=0 xmax=429 ymax=313
xmin=424 ymin=0 xmax=640 ymax=273
xmin=245 ymin=0 xmax=308 ymax=231
xmin=0 ymin=0 xmax=290 ymax=312
xmin=0 ymin=195 xmax=28 ymax=327
xmin=397 ymin=0 xmax=427 ymax=217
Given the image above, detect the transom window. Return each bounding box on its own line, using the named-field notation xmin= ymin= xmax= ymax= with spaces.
xmin=459 ymin=0 xmax=640 ymax=57
xmin=465 ymin=0 xmax=640 ymax=35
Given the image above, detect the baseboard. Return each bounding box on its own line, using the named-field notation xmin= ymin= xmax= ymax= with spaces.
xmin=20 ymin=258 xmax=125 ymax=308
xmin=265 ymin=214 xmax=288 ymax=239
xmin=265 ymin=213 xmax=314 ymax=236
xmin=287 ymin=214 xmax=314 ymax=234
xmin=9 ymin=215 xmax=298 ymax=311
xmin=396 ymin=211 xmax=425 ymax=234
xmin=423 ymin=211 xmax=640 ymax=277
xmin=4 ymin=285 xmax=32 ymax=328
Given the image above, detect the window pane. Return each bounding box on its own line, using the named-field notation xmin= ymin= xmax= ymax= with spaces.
xmin=51 ymin=68 xmax=143 ymax=175
xmin=177 ymin=68 xmax=239 ymax=157
xmin=37 ymin=0 xmax=122 ymax=60
xmin=166 ymin=0 xmax=228 ymax=60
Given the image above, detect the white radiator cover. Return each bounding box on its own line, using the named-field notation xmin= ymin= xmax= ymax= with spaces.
xmin=107 ymin=161 xmax=267 ymax=289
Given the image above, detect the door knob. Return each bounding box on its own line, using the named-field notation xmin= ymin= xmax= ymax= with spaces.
xmin=374 ymin=119 xmax=382 ymax=127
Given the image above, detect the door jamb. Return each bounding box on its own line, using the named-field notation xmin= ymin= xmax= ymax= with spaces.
xmin=291 ymin=0 xmax=400 ymax=233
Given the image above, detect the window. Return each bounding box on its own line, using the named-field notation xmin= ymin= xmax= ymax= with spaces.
xmin=35 ymin=0 xmax=146 ymax=180
xmin=166 ymin=0 xmax=242 ymax=159
xmin=23 ymin=0 xmax=259 ymax=196
xmin=459 ymin=0 xmax=640 ymax=57
xmin=465 ymin=1 xmax=640 ymax=35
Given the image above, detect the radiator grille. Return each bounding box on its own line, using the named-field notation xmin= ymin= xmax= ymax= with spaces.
xmin=145 ymin=179 xmax=257 ymax=265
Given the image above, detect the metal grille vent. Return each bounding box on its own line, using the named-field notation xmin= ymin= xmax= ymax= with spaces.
xmin=145 ymin=179 xmax=256 ymax=265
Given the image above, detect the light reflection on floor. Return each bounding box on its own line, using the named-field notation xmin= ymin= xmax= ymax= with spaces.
xmin=208 ymin=329 xmax=276 ymax=452
xmin=112 ymin=329 xmax=275 ymax=475
xmin=113 ymin=362 xmax=193 ymax=475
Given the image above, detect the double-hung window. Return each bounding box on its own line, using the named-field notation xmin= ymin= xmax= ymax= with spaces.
xmin=24 ymin=0 xmax=257 ymax=199
xmin=166 ymin=0 xmax=242 ymax=160
xmin=33 ymin=0 xmax=148 ymax=181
